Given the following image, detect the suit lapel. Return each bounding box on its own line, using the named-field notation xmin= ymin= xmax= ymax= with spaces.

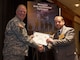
xmin=54 ymin=31 xmax=60 ymax=39
xmin=54 ymin=26 xmax=66 ymax=39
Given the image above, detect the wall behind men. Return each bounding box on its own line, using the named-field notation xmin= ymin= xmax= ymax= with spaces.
xmin=74 ymin=16 xmax=80 ymax=55
xmin=0 ymin=0 xmax=3 ymax=60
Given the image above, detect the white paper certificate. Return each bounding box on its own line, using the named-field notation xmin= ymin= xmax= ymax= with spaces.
xmin=32 ymin=32 xmax=50 ymax=46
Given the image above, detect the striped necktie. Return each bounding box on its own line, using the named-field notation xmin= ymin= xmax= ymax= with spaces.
xmin=54 ymin=30 xmax=60 ymax=39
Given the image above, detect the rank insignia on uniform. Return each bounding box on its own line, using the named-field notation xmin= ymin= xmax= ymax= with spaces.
xmin=18 ymin=23 xmax=24 ymax=28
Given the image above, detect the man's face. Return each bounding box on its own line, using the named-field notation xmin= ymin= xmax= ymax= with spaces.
xmin=54 ymin=17 xmax=64 ymax=29
xmin=16 ymin=5 xmax=27 ymax=21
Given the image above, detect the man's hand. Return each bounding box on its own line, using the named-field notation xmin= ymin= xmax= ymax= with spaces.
xmin=46 ymin=38 xmax=53 ymax=43
xmin=37 ymin=44 xmax=44 ymax=52
xmin=29 ymin=35 xmax=34 ymax=40
xmin=46 ymin=38 xmax=53 ymax=49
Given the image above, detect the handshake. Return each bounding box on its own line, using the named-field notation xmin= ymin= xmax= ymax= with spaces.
xmin=29 ymin=33 xmax=54 ymax=52
xmin=37 ymin=38 xmax=53 ymax=52
xmin=37 ymin=44 xmax=44 ymax=52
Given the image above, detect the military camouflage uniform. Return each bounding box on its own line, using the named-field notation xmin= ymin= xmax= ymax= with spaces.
xmin=3 ymin=16 xmax=38 ymax=60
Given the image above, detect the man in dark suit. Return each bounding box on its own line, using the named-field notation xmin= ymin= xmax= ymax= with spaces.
xmin=46 ymin=16 xmax=78 ymax=60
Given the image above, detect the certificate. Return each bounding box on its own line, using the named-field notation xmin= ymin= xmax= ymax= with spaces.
xmin=32 ymin=32 xmax=50 ymax=46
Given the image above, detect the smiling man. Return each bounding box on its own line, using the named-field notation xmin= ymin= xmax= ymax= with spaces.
xmin=3 ymin=4 xmax=44 ymax=60
xmin=46 ymin=16 xmax=78 ymax=60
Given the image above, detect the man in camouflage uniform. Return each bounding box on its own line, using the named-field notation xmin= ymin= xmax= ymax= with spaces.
xmin=3 ymin=4 xmax=44 ymax=60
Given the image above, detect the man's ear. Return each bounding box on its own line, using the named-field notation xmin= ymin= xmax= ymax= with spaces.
xmin=63 ymin=20 xmax=65 ymax=25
